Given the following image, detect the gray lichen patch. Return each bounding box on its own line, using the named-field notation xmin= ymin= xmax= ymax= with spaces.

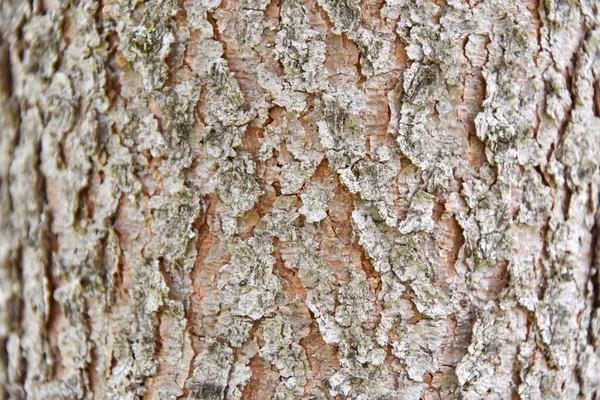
xmin=216 ymin=236 xmax=281 ymax=320
xmin=216 ymin=311 xmax=254 ymax=348
xmin=257 ymin=65 xmax=309 ymax=113
xmin=456 ymin=298 xmax=528 ymax=399
xmin=517 ymin=171 xmax=552 ymax=226
xmin=279 ymin=162 xmax=316 ymax=195
xmin=351 ymin=206 xmax=396 ymax=274
xmin=146 ymin=189 xmax=203 ymax=259
xmin=281 ymin=244 xmax=337 ymax=319
xmin=316 ymin=83 xmax=367 ymax=171
xmin=187 ymin=38 xmax=224 ymax=78
xmin=259 ymin=316 xmax=309 ymax=396
xmin=339 ymin=159 xmax=400 ymax=226
xmin=253 ymin=195 xmax=300 ymax=242
xmin=393 ymin=318 xmax=448 ymax=382
xmin=398 ymin=190 xmax=434 ymax=234
xmin=20 ymin=14 xmax=63 ymax=80
xmin=317 ymin=0 xmax=361 ymax=36
xmin=389 ymin=234 xmax=432 ymax=282
xmin=186 ymin=339 xmax=233 ymax=400
xmin=447 ymin=177 xmax=513 ymax=265
xmin=334 ymin=272 xmax=375 ymax=328
xmin=205 ymin=158 xmax=262 ymax=227
xmin=354 ymin=27 xmax=393 ymax=76
xmin=204 ymin=124 xmax=245 ymax=159
xmin=299 ymin=177 xmax=336 ymax=223
xmin=205 ymin=60 xmax=255 ymax=126
xmin=116 ymin=0 xmax=179 ymax=90
xmin=275 ymin=0 xmax=328 ymax=94
xmin=258 ymin=112 xmax=325 ymax=200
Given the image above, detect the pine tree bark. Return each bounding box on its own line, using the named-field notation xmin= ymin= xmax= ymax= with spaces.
xmin=1 ymin=0 xmax=600 ymax=399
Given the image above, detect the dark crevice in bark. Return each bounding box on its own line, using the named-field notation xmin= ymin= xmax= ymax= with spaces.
xmin=2 ymin=98 xmax=20 ymax=216
xmin=534 ymin=164 xmax=551 ymax=188
xmin=180 ymin=198 xmax=212 ymax=397
xmin=1 ymin=25 xmax=25 ymax=392
xmin=76 ymin=160 xmax=95 ymax=224
xmin=14 ymin=246 xmax=26 ymax=389
xmin=78 ymin=290 xmax=98 ymax=398
xmin=556 ymin=30 xmax=590 ymax=223
xmin=593 ymin=77 xmax=600 ymax=118
xmin=148 ymin=301 xmax=167 ymax=393
xmin=358 ymin=243 xmax=382 ymax=328
xmin=40 ymin=211 xmax=60 ymax=383
xmin=35 ymin=105 xmax=65 ymax=386
xmin=110 ymin=193 xmax=127 ymax=303
xmin=207 ymin=9 xmax=224 ymax=56
xmin=102 ymin=30 xmax=123 ymax=112
xmin=536 ymin=217 xmax=552 ymax=297
xmin=0 ymin=40 xmax=13 ymax=98
xmin=588 ymin=200 xmax=600 ymax=346
xmin=0 ymin=338 xmax=8 ymax=399
xmin=512 ymin=305 xmax=534 ymax=399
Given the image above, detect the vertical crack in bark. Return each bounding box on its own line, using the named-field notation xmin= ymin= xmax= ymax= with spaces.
xmin=13 ymin=246 xmax=25 ymax=392
xmin=0 ymin=40 xmax=13 ymax=98
xmin=593 ymin=77 xmax=600 ymax=118
xmin=588 ymin=197 xmax=600 ymax=347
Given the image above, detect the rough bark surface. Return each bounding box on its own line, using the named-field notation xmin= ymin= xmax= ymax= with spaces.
xmin=1 ymin=0 xmax=600 ymax=399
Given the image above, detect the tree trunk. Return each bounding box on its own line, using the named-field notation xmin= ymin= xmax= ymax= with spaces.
xmin=1 ymin=0 xmax=600 ymax=398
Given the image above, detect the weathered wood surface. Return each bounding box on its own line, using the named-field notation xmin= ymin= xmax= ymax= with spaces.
xmin=1 ymin=0 xmax=600 ymax=398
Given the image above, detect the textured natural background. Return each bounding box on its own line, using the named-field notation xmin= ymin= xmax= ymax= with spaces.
xmin=1 ymin=0 xmax=600 ymax=399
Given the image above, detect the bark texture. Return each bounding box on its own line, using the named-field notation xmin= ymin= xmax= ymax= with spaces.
xmin=1 ymin=0 xmax=600 ymax=399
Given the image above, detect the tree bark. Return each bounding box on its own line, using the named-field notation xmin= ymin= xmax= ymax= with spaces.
xmin=1 ymin=0 xmax=600 ymax=398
